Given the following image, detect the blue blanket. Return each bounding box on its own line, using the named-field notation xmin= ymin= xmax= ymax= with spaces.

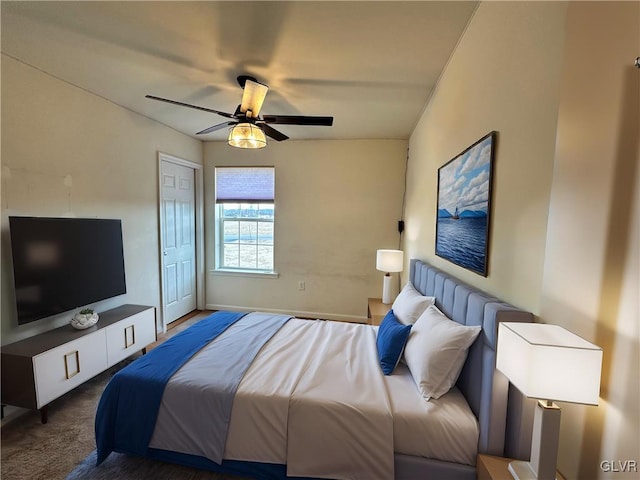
xmin=95 ymin=310 xmax=247 ymax=464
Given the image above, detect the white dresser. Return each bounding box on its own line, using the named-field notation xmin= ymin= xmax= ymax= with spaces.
xmin=1 ymin=304 xmax=156 ymax=423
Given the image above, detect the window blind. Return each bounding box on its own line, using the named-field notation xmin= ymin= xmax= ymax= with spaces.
xmin=215 ymin=167 xmax=274 ymax=203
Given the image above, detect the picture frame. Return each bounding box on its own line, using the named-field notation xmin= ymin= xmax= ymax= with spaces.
xmin=435 ymin=131 xmax=496 ymax=276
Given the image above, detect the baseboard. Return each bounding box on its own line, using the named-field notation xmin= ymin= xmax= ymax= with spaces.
xmin=205 ymin=304 xmax=368 ymax=324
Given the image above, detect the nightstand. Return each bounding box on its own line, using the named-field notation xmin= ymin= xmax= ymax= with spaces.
xmin=367 ymin=297 xmax=390 ymax=326
xmin=477 ymin=454 xmax=566 ymax=480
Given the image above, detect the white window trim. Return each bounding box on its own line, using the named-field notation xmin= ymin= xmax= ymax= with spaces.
xmin=210 ymin=269 xmax=279 ymax=279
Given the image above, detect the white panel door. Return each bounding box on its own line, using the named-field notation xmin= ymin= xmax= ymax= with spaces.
xmin=161 ymin=160 xmax=197 ymax=324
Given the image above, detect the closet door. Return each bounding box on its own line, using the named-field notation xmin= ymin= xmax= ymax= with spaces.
xmin=160 ymin=160 xmax=197 ymax=325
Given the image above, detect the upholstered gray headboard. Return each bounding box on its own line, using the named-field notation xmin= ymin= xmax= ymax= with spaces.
xmin=409 ymin=259 xmax=534 ymax=459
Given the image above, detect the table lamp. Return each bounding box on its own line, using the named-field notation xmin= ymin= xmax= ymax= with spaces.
xmin=496 ymin=322 xmax=603 ymax=480
xmin=376 ymin=249 xmax=403 ymax=304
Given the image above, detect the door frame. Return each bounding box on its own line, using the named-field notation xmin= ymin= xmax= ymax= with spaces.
xmin=157 ymin=152 xmax=204 ymax=333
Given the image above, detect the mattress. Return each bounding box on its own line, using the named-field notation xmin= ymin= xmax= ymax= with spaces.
xmin=149 ymin=317 xmax=478 ymax=478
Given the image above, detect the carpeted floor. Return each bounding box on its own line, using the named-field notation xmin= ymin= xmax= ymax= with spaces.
xmin=1 ymin=311 xmax=250 ymax=480
xmin=65 ymin=450 xmax=247 ymax=479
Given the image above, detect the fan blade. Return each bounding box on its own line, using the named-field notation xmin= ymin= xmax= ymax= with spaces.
xmin=196 ymin=121 xmax=236 ymax=135
xmin=146 ymin=95 xmax=235 ymax=119
xmin=261 ymin=123 xmax=289 ymax=142
xmin=262 ymin=115 xmax=333 ymax=126
xmin=240 ymin=80 xmax=269 ymax=118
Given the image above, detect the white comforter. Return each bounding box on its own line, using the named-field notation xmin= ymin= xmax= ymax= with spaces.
xmin=226 ymin=318 xmax=394 ymax=480
xmin=151 ymin=317 xmax=477 ymax=479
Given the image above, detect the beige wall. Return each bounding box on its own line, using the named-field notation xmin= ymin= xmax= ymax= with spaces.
xmin=541 ymin=2 xmax=639 ymax=479
xmin=204 ymin=139 xmax=406 ymax=321
xmin=404 ymin=1 xmax=567 ymax=313
xmin=407 ymin=1 xmax=639 ymax=478
xmin=1 ymin=55 xmax=203 ymax=345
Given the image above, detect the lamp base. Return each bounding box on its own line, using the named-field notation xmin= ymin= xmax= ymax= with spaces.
xmin=508 ymin=399 xmax=562 ymax=480
xmin=381 ymin=274 xmax=393 ymax=304
xmin=508 ymin=461 xmax=561 ymax=480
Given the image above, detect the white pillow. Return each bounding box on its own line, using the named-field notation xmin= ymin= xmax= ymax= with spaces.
xmin=404 ymin=305 xmax=481 ymax=400
xmin=391 ymin=282 xmax=434 ymax=325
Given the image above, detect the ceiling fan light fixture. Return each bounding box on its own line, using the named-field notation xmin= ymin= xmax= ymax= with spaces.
xmin=228 ymin=123 xmax=267 ymax=149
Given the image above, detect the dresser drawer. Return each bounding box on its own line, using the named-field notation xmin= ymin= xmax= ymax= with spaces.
xmin=33 ymin=330 xmax=108 ymax=408
xmin=105 ymin=307 xmax=156 ymax=365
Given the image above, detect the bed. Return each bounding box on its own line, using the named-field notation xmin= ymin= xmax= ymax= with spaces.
xmin=95 ymin=259 xmax=534 ymax=479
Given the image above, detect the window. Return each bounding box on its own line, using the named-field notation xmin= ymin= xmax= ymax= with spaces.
xmin=214 ymin=167 xmax=275 ymax=273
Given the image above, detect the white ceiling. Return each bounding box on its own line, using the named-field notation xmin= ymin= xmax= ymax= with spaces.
xmin=1 ymin=1 xmax=477 ymax=142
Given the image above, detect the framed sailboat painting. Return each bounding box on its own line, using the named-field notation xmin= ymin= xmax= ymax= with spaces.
xmin=435 ymin=131 xmax=496 ymax=276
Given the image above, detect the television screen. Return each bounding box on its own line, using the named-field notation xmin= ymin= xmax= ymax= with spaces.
xmin=9 ymin=217 xmax=127 ymax=325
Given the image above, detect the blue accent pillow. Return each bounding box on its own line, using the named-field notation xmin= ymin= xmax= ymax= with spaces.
xmin=376 ymin=310 xmax=412 ymax=375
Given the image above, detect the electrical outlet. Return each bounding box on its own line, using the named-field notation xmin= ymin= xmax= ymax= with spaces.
xmin=298 ymin=281 xmax=305 ymax=291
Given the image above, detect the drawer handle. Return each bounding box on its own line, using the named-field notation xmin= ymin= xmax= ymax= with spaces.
xmin=124 ymin=325 xmax=136 ymax=348
xmin=64 ymin=350 xmax=80 ymax=379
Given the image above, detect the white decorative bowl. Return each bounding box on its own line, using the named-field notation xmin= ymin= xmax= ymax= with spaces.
xmin=71 ymin=312 xmax=99 ymax=330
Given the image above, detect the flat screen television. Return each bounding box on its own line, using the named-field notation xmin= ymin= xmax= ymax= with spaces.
xmin=9 ymin=216 xmax=127 ymax=325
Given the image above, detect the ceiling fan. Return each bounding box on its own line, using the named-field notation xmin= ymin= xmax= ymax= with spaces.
xmin=146 ymin=75 xmax=333 ymax=148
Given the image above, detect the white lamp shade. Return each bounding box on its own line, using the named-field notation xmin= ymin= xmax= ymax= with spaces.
xmin=376 ymin=249 xmax=404 ymax=273
xmin=496 ymin=322 xmax=602 ymax=405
